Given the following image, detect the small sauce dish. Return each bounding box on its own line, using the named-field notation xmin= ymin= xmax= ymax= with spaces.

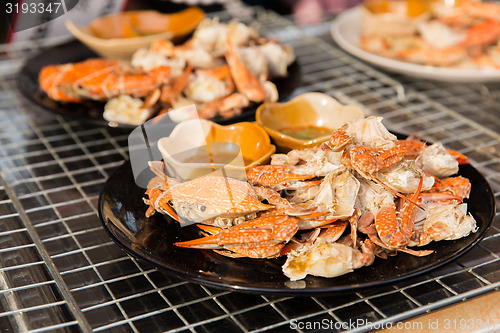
xmin=65 ymin=7 xmax=205 ymax=60
xmin=256 ymin=92 xmax=365 ymax=152
xmin=158 ymin=119 xmax=276 ymax=181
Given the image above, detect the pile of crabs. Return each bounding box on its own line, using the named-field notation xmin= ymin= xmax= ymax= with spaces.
xmin=39 ymin=18 xmax=294 ymax=125
xmin=143 ymin=116 xmax=477 ymax=281
xmin=360 ymin=0 xmax=500 ymax=68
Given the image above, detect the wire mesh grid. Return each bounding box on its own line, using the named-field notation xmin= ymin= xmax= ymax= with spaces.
xmin=0 ymin=7 xmax=499 ymax=333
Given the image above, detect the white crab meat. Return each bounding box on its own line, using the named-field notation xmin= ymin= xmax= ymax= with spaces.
xmin=258 ymin=42 xmax=296 ymax=78
xmin=191 ymin=18 xmax=229 ymax=57
xmin=237 ymin=46 xmax=269 ymax=81
xmin=344 ymin=116 xmax=397 ymax=149
xmin=132 ymin=48 xmax=186 ymax=77
xmin=415 ymin=142 xmax=459 ymax=178
xmin=355 ymin=180 xmax=395 ymax=216
xmin=378 ymin=161 xmax=435 ymax=193
xmin=103 ymin=95 xmax=154 ymax=125
xmin=297 ymin=150 xmax=344 ymax=177
xmin=272 ymin=148 xmax=344 ymax=177
xmin=185 ymin=76 xmax=231 ymax=103
xmin=313 ymin=169 xmax=360 ymax=217
xmin=271 ymin=148 xmax=318 ymax=166
xmin=283 ymin=242 xmax=365 ymax=281
xmin=227 ymin=20 xmax=260 ymax=48
xmin=290 ymin=184 xmax=322 ymax=204
xmin=192 ymin=18 xmax=259 ymax=58
xmin=417 ymin=203 xmax=477 ymax=246
xmin=179 ymin=45 xmax=222 ymax=69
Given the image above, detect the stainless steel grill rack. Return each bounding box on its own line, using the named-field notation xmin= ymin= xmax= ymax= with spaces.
xmin=0 ymin=7 xmax=499 ymax=332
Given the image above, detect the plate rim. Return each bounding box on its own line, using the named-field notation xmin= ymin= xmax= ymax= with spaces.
xmin=330 ymin=6 xmax=500 ymax=83
xmin=98 ymin=148 xmax=495 ymax=296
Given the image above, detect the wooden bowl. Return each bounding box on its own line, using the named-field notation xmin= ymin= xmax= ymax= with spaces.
xmin=65 ymin=7 xmax=205 ymax=60
xmin=256 ymin=92 xmax=365 ymax=152
xmin=158 ymin=119 xmax=275 ymax=181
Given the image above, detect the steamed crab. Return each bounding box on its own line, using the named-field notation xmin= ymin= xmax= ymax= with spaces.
xmin=143 ymin=161 xmax=338 ymax=258
xmin=132 ymin=17 xmax=294 ymax=120
xmin=39 ymin=18 xmax=295 ymax=124
xmin=264 ymin=116 xmax=476 ymax=280
xmin=144 ymin=115 xmax=478 ymax=280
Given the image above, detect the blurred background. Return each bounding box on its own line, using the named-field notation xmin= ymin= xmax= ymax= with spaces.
xmin=1 ymin=0 xmax=367 ymax=46
xmin=1 ymin=0 xmax=297 ymax=45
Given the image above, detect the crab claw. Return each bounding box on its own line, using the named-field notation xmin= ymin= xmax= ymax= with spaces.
xmin=144 ymin=188 xmax=181 ymax=221
xmin=175 ymin=215 xmax=299 ymax=258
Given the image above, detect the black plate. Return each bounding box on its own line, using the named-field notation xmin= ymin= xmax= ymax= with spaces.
xmin=16 ymin=39 xmax=301 ymax=129
xmin=98 ymin=154 xmax=495 ymax=295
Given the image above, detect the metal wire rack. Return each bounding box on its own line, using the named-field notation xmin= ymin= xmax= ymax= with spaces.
xmin=0 ymin=7 xmax=499 ymax=333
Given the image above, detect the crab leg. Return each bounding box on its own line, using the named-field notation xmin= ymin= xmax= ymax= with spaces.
xmin=214 ymin=244 xmax=287 ymax=258
xmin=246 ymin=165 xmax=316 ymax=189
xmin=224 ymin=37 xmax=266 ymax=102
xmin=175 ymin=215 xmax=299 ymax=258
xmin=160 ymin=65 xmax=193 ymax=104
xmin=445 ymin=149 xmax=469 ymax=165
xmin=400 ymin=177 xmax=423 ymax=236
xmin=367 ymin=233 xmax=434 ymax=257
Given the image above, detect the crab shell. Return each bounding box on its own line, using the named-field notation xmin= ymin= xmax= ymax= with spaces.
xmin=152 ymin=175 xmax=273 ymax=226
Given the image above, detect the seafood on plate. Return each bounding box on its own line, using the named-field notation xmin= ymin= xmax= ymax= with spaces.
xmin=135 ymin=18 xmax=295 ymax=120
xmin=39 ymin=18 xmax=295 ymax=125
xmin=359 ymin=0 xmax=500 ymax=69
xmin=39 ymin=59 xmax=170 ymax=103
xmin=143 ymin=115 xmax=478 ymax=280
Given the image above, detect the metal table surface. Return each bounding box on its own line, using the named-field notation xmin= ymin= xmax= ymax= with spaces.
xmin=0 ymin=7 xmax=499 ymax=333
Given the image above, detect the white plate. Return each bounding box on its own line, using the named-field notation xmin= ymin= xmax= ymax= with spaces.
xmin=330 ymin=6 xmax=500 ymax=83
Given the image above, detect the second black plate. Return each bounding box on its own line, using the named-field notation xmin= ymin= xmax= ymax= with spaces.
xmin=17 ymin=39 xmax=301 ymax=130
